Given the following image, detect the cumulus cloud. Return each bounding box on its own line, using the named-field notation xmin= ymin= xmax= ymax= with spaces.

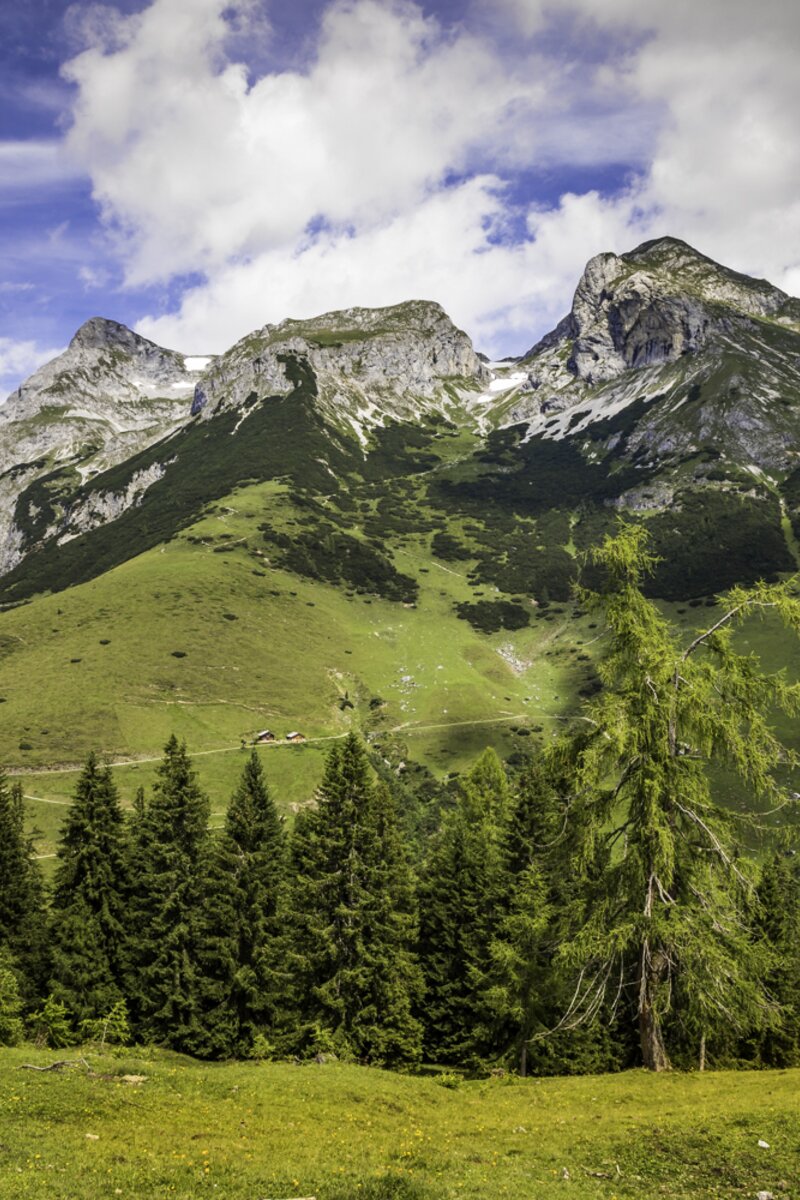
xmin=139 ymin=180 xmax=645 ymax=356
xmin=59 ymin=0 xmax=800 ymax=357
xmin=63 ymin=0 xmax=552 ymax=284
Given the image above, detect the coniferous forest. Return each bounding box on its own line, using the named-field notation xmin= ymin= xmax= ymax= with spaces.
xmin=2 ymin=528 xmax=800 ymax=1076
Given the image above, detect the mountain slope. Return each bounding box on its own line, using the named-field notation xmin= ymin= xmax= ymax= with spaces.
xmin=3 ymin=238 xmax=800 ymax=780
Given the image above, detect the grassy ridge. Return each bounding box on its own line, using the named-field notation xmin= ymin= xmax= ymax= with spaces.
xmin=0 ymin=1048 xmax=797 ymax=1199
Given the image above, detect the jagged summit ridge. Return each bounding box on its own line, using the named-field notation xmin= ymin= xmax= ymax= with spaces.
xmin=2 ymin=238 xmax=800 ymax=584
xmin=191 ymin=299 xmax=489 ymax=440
xmin=487 ymin=235 xmax=800 ymax=457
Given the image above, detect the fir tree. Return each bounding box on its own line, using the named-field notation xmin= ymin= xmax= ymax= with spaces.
xmin=418 ymin=748 xmax=509 ymax=1066
xmin=49 ymin=753 xmax=129 ymax=1027
xmin=554 ymin=523 xmax=800 ymax=1070
xmin=194 ymin=751 xmax=286 ymax=1058
xmin=0 ymin=773 xmax=47 ymax=1005
xmin=285 ymin=735 xmax=422 ymax=1064
xmin=124 ymin=736 xmax=210 ymax=1051
xmin=490 ymin=748 xmax=630 ymax=1075
xmin=755 ymin=844 xmax=800 ymax=1066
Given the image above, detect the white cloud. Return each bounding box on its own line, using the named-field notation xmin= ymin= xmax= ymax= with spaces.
xmin=60 ymin=0 xmax=800 ymax=358
xmin=0 ymin=140 xmax=83 ymax=190
xmin=63 ymin=0 xmax=551 ymax=285
xmin=140 ymin=181 xmax=646 ymax=357
xmin=0 ymin=338 xmax=64 ymax=401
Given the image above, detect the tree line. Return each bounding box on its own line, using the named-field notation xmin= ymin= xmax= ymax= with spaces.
xmin=1 ymin=526 xmax=799 ymax=1073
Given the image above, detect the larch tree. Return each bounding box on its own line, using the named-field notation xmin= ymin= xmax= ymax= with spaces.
xmin=554 ymin=523 xmax=800 ymax=1070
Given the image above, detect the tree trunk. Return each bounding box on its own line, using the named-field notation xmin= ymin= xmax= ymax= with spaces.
xmin=519 ymin=1040 xmax=528 ymax=1078
xmin=639 ymin=1001 xmax=671 ymax=1071
xmin=699 ymin=1032 xmax=706 ymax=1072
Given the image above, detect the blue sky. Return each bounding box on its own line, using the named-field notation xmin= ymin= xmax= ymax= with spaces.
xmin=1 ymin=0 xmax=799 ymax=395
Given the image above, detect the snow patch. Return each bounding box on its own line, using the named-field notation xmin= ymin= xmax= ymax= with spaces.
xmin=488 ymin=372 xmax=528 ymax=393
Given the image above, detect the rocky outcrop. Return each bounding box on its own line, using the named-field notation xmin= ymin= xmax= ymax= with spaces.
xmin=194 ymin=301 xmax=489 ymax=440
xmin=0 ymin=318 xmax=214 ymax=575
xmin=505 ymin=238 xmax=800 ymax=475
xmin=57 ymin=461 xmax=172 ymax=545
xmin=565 ymin=252 xmax=711 ymax=383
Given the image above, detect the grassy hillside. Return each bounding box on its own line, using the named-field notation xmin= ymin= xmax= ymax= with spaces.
xmin=5 ymin=470 xmax=800 ymax=860
xmin=0 ymin=1048 xmax=797 ymax=1199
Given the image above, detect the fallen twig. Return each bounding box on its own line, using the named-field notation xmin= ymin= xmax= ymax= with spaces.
xmin=19 ymin=1057 xmax=90 ymax=1073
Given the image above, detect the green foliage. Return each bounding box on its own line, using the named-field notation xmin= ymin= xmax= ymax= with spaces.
xmin=284 ymin=735 xmax=423 ymax=1065
xmin=435 ymin=426 xmax=647 ymax=514
xmin=124 ymin=737 xmax=210 ymax=1052
xmin=261 ymin=519 xmax=417 ymax=602
xmin=0 ymin=773 xmax=47 ymax=1005
xmin=431 ymin=531 xmax=472 ymax=561
xmin=31 ymin=993 xmax=74 ymax=1048
xmin=0 ymin=950 xmax=24 ymax=1046
xmin=419 ymin=749 xmax=510 ymax=1066
xmin=80 ymin=999 xmax=131 ymax=1047
xmin=49 ymin=753 xmax=129 ymax=1026
xmin=12 ymin=465 xmax=80 ymax=551
xmin=454 ymin=599 xmax=530 ymax=633
xmin=754 ymin=845 xmax=800 ymax=1066
xmin=556 ymin=522 xmax=800 ymax=1068
xmin=194 ymin=752 xmax=286 ymax=1058
xmin=644 ymin=491 xmax=794 ymax=598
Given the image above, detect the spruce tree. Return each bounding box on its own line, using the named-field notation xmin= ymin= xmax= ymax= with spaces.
xmin=49 ymin=753 xmax=129 ymax=1027
xmin=755 ymin=844 xmax=800 ymax=1066
xmin=554 ymin=523 xmax=800 ymax=1070
xmin=490 ymin=747 xmax=630 ymax=1076
xmin=285 ymin=735 xmax=422 ymax=1064
xmin=418 ymin=748 xmax=509 ymax=1066
xmin=0 ymin=773 xmax=47 ymax=1005
xmin=194 ymin=751 xmax=286 ymax=1058
xmin=125 ymin=736 xmax=210 ymax=1051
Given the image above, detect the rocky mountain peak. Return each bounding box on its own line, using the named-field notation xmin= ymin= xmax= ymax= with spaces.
xmin=70 ymin=316 xmax=149 ymax=353
xmin=192 ymin=299 xmax=488 ymax=434
xmin=520 ymin=236 xmax=797 ymax=394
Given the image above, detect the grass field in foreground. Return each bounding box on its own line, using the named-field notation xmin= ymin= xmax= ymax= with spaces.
xmin=0 ymin=1048 xmax=797 ymax=1200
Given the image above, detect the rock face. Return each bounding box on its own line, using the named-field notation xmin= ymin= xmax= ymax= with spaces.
xmin=0 ymin=318 xmax=212 ymax=573
xmin=498 ymin=237 xmax=800 ymax=473
xmin=192 ymin=300 xmax=489 ymax=442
